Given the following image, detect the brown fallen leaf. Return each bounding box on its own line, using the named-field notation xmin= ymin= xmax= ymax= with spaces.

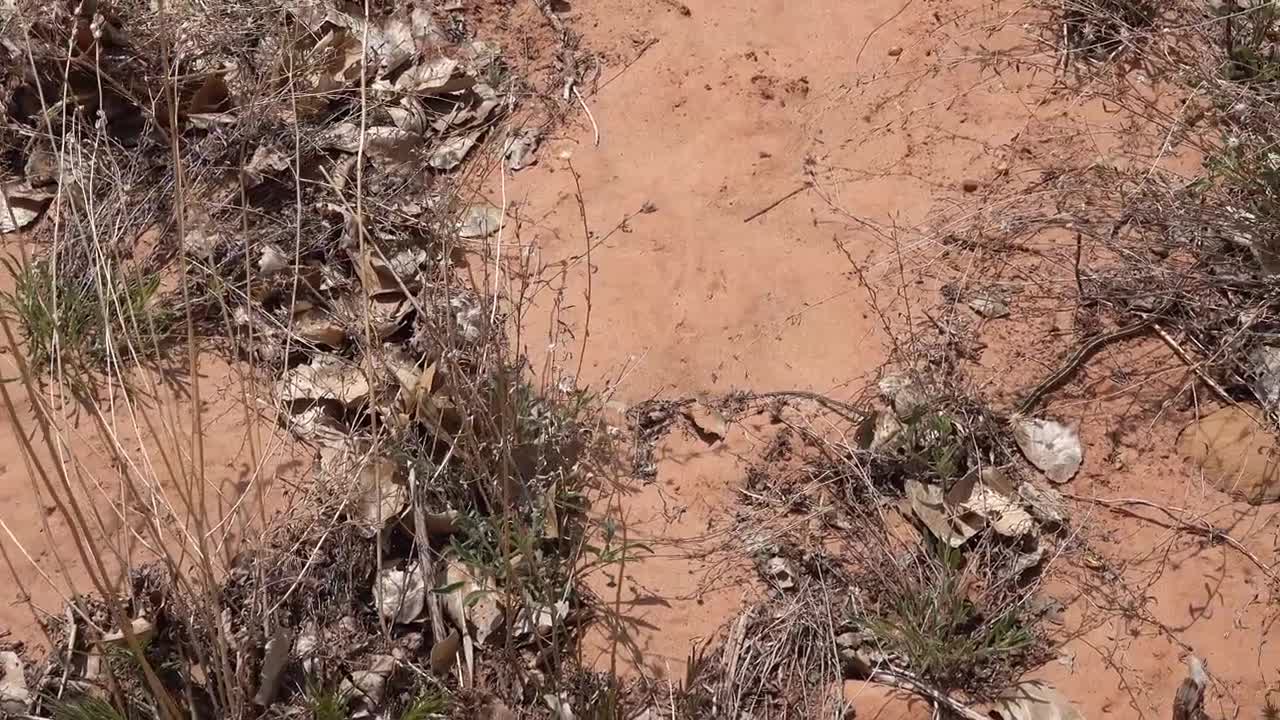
xmin=429 ymin=629 xmax=461 ymax=674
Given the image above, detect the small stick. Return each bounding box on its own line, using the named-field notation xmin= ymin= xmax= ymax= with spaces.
xmin=1151 ymin=323 xmax=1234 ymax=405
xmin=743 ymin=182 xmax=812 ymax=224
xmin=573 ymin=86 xmax=600 ymax=147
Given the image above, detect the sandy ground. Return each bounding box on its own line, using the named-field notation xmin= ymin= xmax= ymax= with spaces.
xmin=0 ymin=247 xmax=308 ymax=649
xmin=1 ymin=0 xmax=1277 ymax=715
xmin=495 ymin=0 xmax=1280 ymax=716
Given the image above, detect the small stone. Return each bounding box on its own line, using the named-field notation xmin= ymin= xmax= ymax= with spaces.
xmin=961 ymin=178 xmax=980 ymax=193
xmin=888 ymin=46 xmax=903 ymax=57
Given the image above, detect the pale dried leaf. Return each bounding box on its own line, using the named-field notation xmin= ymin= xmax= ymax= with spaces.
xmin=375 ymin=565 xmax=427 ymax=624
xmin=1013 ymin=418 xmax=1082 ymax=484
xmin=0 ymin=183 xmax=52 ymax=233
xmin=429 ymin=133 xmax=478 ymax=170
xmin=458 ymin=204 xmax=504 ymax=239
xmin=906 ymin=479 xmax=981 ymax=547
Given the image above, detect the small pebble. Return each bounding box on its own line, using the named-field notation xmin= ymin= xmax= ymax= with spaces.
xmin=888 ymin=46 xmax=903 ymax=57
xmin=961 ymin=178 xmax=980 ymax=193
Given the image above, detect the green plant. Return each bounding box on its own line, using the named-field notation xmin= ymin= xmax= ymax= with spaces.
xmin=399 ymin=690 xmax=448 ymax=720
xmin=305 ymin=680 xmax=349 ymax=720
xmin=897 ymin=411 xmax=966 ymax=480
xmin=0 ymin=254 xmax=172 ymax=372
xmin=862 ymin=539 xmax=1033 ymax=691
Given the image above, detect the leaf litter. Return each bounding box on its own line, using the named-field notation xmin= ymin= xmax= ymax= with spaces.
xmin=1 ymin=0 xmax=604 ymax=715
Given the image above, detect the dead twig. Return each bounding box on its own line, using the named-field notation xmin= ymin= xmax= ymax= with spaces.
xmin=743 ymin=183 xmax=812 ymax=224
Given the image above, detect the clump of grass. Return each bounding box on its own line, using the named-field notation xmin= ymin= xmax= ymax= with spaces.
xmin=0 ymin=253 xmax=173 ymax=372
xmin=860 ymin=538 xmax=1035 ymax=692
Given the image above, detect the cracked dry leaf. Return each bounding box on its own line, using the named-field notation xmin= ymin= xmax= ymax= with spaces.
xmin=1013 ymin=418 xmax=1082 ymax=484
xmin=429 ymin=133 xmax=479 ymax=170
xmin=355 ymin=458 xmax=406 ymax=537
xmin=375 ymin=565 xmax=427 ymax=624
xmin=458 ymin=204 xmax=503 ymax=239
xmin=278 ymin=355 xmax=370 ymax=405
xmin=906 ymin=478 xmax=981 ymax=548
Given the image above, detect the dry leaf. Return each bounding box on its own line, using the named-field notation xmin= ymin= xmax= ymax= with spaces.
xmin=905 ymin=479 xmax=981 ymax=547
xmin=429 ymin=629 xmax=461 ymax=674
xmin=253 ymin=626 xmax=293 ymax=706
xmin=375 ymin=565 xmax=427 ymax=624
xmin=429 ymin=133 xmax=478 ymax=170
xmin=0 ymin=183 xmax=53 ymax=233
xmin=1013 ymin=418 xmax=1082 ymax=484
xmin=278 ymin=355 xmax=370 ymax=405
